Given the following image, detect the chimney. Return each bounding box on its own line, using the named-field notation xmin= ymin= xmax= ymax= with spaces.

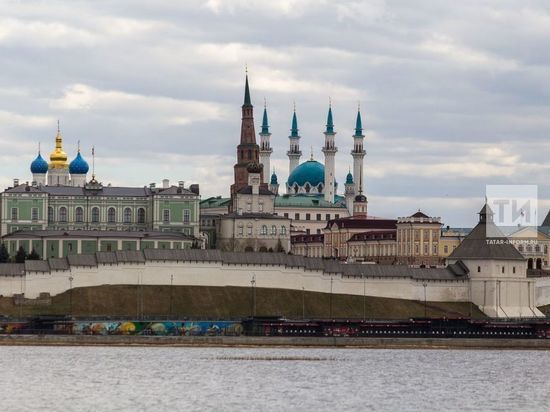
xmin=162 ymin=179 xmax=169 ymax=189
xmin=13 ymin=178 xmax=19 ymax=187
xmin=189 ymin=184 xmax=200 ymax=195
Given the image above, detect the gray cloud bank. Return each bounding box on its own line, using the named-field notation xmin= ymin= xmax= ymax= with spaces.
xmin=1 ymin=0 xmax=549 ymax=226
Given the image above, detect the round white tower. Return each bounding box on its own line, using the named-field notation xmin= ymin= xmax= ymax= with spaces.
xmin=351 ymin=107 xmax=366 ymax=195
xmin=258 ymin=104 xmax=272 ymax=184
xmin=322 ymin=105 xmax=337 ymax=204
xmin=287 ymin=108 xmax=302 ymax=178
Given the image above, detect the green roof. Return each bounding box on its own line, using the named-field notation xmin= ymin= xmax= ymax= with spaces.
xmin=275 ymin=194 xmax=346 ymax=209
xmin=200 ymin=197 xmax=231 ymax=209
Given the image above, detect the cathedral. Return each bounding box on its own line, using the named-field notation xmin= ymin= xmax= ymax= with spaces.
xmin=201 ymin=74 xmax=369 ymax=248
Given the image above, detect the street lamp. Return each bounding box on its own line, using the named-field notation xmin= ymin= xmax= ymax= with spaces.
xmin=69 ymin=275 xmax=74 ymax=317
xmin=422 ymin=281 xmax=428 ymax=318
xmin=169 ymin=274 xmax=174 ymax=319
xmin=329 ymin=276 xmax=333 ymax=319
xmin=251 ymin=274 xmax=256 ymax=317
xmin=302 ymin=286 xmax=305 ymax=320
xmin=363 ymin=274 xmax=366 ymax=322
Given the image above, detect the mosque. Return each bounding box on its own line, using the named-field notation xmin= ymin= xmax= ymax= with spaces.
xmin=200 ymin=75 xmax=368 ymax=246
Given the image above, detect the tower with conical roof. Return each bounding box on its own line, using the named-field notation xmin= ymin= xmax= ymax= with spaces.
xmin=351 ymin=107 xmax=366 ymax=196
xmin=258 ymin=102 xmax=272 ymax=185
xmin=287 ymin=107 xmax=302 ymax=177
xmin=344 ymin=170 xmax=355 ymax=214
xmin=322 ymin=104 xmax=337 ymax=203
xmin=47 ymin=122 xmax=70 ymax=186
xmin=231 ymin=73 xmax=263 ymax=198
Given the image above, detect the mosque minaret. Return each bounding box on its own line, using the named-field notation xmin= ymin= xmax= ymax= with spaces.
xmin=287 ymin=107 xmax=302 ymax=177
xmin=258 ymin=103 xmax=272 ymax=185
xmin=321 ymin=104 xmax=337 ymax=204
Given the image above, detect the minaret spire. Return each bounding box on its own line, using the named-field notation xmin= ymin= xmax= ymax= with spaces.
xmin=322 ymin=103 xmax=337 ymax=203
xmin=258 ymin=98 xmax=272 ymax=184
xmin=351 ymin=104 xmax=366 ymax=196
xmin=287 ymin=103 xmax=302 ymax=185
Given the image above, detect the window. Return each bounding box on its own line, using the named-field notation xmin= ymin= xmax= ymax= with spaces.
xmin=163 ymin=209 xmax=170 ymax=223
xmin=424 ymin=244 xmax=428 ymax=254
xmin=108 ymin=207 xmax=116 ymax=223
xmin=501 ymin=266 xmax=505 ymax=274
xmin=316 ymin=229 xmax=321 ymax=234
xmin=261 ymin=225 xmax=268 ymax=235
xmin=137 ymin=208 xmax=145 ymax=224
xmin=183 ymin=209 xmax=190 ymax=224
xmin=31 ymin=207 xmax=38 ymax=221
xmin=477 ymin=266 xmax=481 ymax=273
xmin=432 ymin=245 xmax=437 ymax=254
xmin=513 ymin=266 xmax=516 ymax=274
xmin=335 ymin=214 xmax=340 ymax=219
xmin=518 ymin=245 xmax=524 ymax=252
xmin=247 ymin=225 xmax=253 ymax=236
xmin=284 ymin=213 xmax=289 ymax=219
xmin=415 ymin=244 xmax=419 ymax=254
xmin=11 ymin=208 xmax=18 ymax=221
xmin=306 ymin=213 xmax=311 ymax=221
xmin=280 ymin=226 xmax=287 ymax=235
xmin=92 ymin=207 xmax=100 ymax=223
xmin=316 ymin=214 xmax=321 ymax=221
xmin=294 ymin=213 xmax=300 ymax=220
xmin=306 ymin=229 xmax=310 ymax=234
xmin=535 ymin=245 xmax=541 ymax=253
xmin=124 ymin=208 xmax=132 ymax=224
xmin=271 ymin=225 xmax=277 ymax=235
xmin=75 ymin=207 xmax=84 ymax=223
xmin=444 ymin=245 xmax=448 ymax=253
xmin=259 ymin=203 xmax=263 ymax=212
xmin=59 ymin=207 xmax=67 ymax=223
xmin=48 ymin=207 xmax=54 ymax=223
xmin=238 ymin=226 xmax=244 ymax=236
xmin=326 ymin=214 xmax=330 ymax=220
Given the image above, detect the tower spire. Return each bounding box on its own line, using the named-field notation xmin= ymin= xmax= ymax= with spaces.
xmin=261 ymin=101 xmax=269 ymax=134
xmin=355 ymin=104 xmax=363 ymax=136
xmin=244 ymin=73 xmax=251 ymax=106
xmin=326 ymin=104 xmax=334 ymax=134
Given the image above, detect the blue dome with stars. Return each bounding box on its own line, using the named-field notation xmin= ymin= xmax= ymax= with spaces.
xmin=30 ymin=153 xmax=48 ymax=174
xmin=288 ymin=160 xmax=325 ymax=187
xmin=69 ymin=152 xmax=89 ymax=174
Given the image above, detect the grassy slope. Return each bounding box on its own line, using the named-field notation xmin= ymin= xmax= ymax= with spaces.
xmin=0 ymin=285 xmax=487 ymax=319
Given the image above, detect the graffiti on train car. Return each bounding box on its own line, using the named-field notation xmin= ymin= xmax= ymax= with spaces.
xmin=73 ymin=321 xmax=243 ymax=336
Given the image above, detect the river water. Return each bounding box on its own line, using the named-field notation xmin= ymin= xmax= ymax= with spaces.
xmin=1 ymin=346 xmax=549 ymax=411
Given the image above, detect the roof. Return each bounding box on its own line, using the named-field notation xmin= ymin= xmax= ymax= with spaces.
xmin=275 ymin=194 xmax=346 ymax=209
xmin=326 ymin=216 xmax=397 ymax=230
xmin=2 ymin=230 xmax=195 ymax=241
xmin=448 ymin=204 xmax=525 ymax=261
xmin=200 ymin=197 xmax=231 ymax=209
xmin=2 ymin=250 xmax=467 ymax=280
xmin=542 ymin=210 xmax=550 ymax=227
xmin=5 ymin=184 xmax=196 ymax=198
xmin=237 ymin=186 xmax=274 ymax=195
xmin=410 ymin=211 xmax=430 ymax=218
xmin=222 ymin=212 xmax=286 ymax=220
xmin=348 ymin=230 xmax=397 ymax=242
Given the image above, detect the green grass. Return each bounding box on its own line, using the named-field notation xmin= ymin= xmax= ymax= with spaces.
xmin=0 ymin=285 xmax=487 ymax=319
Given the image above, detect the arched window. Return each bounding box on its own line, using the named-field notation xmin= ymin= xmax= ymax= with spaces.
xmin=280 ymin=226 xmax=287 ymax=235
xmin=304 ymin=183 xmax=311 ymax=193
xmin=108 ymin=207 xmax=116 ymax=223
xmin=59 ymin=207 xmax=67 ymax=223
xmin=137 ymin=208 xmax=145 ymax=224
xmin=261 ymin=225 xmax=268 ymax=235
xmin=317 ymin=183 xmax=323 ymax=192
xmin=75 ymin=207 xmax=84 ymax=223
xmin=91 ymin=207 xmax=100 ymax=223
xmin=535 ymin=245 xmax=541 ymax=253
xmin=123 ymin=208 xmax=132 ymax=224
xmin=271 ymin=225 xmax=277 ymax=235
xmin=518 ymin=245 xmax=524 ymax=252
xmin=48 ymin=207 xmax=54 ymax=223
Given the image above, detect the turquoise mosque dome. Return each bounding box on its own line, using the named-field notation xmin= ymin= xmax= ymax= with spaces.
xmin=288 ymin=160 xmax=325 ymax=188
xmin=30 ymin=153 xmax=48 ymax=174
xmin=69 ymin=151 xmax=89 ymax=174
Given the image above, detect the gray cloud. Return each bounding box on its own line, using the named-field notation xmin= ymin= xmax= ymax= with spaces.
xmin=1 ymin=0 xmax=549 ymax=227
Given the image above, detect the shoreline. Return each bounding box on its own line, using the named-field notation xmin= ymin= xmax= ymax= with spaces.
xmin=2 ymin=335 xmax=550 ymax=349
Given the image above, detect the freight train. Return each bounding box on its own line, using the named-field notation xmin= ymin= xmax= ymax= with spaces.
xmin=1 ymin=316 xmax=550 ymax=339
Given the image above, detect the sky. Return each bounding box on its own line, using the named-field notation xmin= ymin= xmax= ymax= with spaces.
xmin=1 ymin=0 xmax=550 ymax=227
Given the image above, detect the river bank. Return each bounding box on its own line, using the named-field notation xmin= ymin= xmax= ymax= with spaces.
xmin=2 ymin=334 xmax=550 ymax=349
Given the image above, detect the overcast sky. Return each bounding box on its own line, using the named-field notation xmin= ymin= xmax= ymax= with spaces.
xmin=1 ymin=0 xmax=549 ymax=226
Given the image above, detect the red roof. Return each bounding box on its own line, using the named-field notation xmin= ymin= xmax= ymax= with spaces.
xmin=325 ymin=216 xmax=397 ymax=230
xmin=348 ymin=230 xmax=397 ymax=242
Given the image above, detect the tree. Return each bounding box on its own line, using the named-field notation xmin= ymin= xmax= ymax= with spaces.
xmin=276 ymin=239 xmax=285 ymax=253
xmin=0 ymin=244 xmax=9 ymax=263
xmin=27 ymin=249 xmax=40 ymax=260
xmin=15 ymin=246 xmax=26 ymax=263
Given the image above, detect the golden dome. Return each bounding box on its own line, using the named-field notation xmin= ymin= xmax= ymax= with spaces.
xmin=49 ymin=129 xmax=68 ymax=169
